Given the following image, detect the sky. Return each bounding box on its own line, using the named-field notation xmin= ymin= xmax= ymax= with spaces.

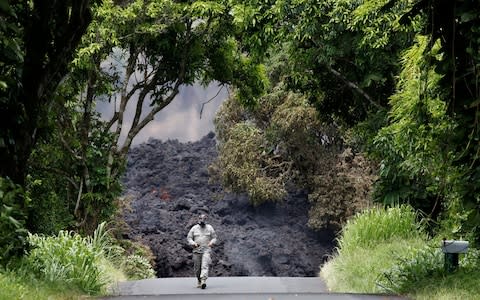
xmin=96 ymin=82 xmax=228 ymax=146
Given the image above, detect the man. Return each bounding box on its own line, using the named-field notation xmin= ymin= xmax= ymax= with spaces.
xmin=187 ymin=214 xmax=217 ymax=289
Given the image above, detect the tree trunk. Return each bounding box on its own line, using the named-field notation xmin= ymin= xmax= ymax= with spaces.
xmin=0 ymin=1 xmax=93 ymax=187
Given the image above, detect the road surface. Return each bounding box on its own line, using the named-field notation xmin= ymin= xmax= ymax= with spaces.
xmin=101 ymin=277 xmax=406 ymax=300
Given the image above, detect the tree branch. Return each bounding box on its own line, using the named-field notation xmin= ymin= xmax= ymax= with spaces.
xmin=28 ymin=164 xmax=79 ymax=190
xmin=200 ymin=85 xmax=225 ymax=119
xmin=74 ymin=179 xmax=83 ymax=218
xmin=326 ymin=65 xmax=383 ymax=110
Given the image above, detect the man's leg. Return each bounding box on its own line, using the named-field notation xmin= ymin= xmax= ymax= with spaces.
xmin=192 ymin=253 xmax=202 ymax=287
xmin=199 ymin=251 xmax=211 ymax=289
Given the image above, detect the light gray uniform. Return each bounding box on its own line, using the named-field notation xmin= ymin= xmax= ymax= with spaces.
xmin=187 ymin=224 xmax=217 ymax=282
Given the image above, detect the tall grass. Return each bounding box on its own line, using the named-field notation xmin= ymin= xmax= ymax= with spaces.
xmin=1 ymin=222 xmax=155 ymax=299
xmin=321 ymin=205 xmax=427 ymax=293
xmin=0 ymin=264 xmax=85 ymax=300
xmin=27 ymin=230 xmax=108 ymax=293
xmin=337 ymin=205 xmax=424 ymax=254
xmin=382 ymin=248 xmax=480 ymax=299
xmin=320 ymin=205 xmax=480 ymax=299
xmin=322 ymin=238 xmax=426 ymax=293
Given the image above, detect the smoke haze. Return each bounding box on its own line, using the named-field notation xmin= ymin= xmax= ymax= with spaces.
xmin=96 ymin=82 xmax=228 ymax=145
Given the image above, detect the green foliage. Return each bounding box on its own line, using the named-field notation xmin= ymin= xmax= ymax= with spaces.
xmin=410 ymin=268 xmax=480 ymax=300
xmin=270 ymin=0 xmax=417 ymax=125
xmin=322 ymin=238 xmax=427 ymax=293
xmin=322 ymin=205 xmax=480 ymax=299
xmin=27 ymin=107 xmax=122 ymax=234
xmin=370 ymin=35 xmax=473 ymax=237
xmin=362 ymin=0 xmax=480 ymax=243
xmin=0 ymin=0 xmax=270 ymax=240
xmin=1 ymin=0 xmax=94 ymax=185
xmin=0 ymin=267 xmax=84 ymax=300
xmin=231 ymin=57 xmax=269 ymax=107
xmin=0 ymin=1 xmax=22 ymax=93
xmin=0 ymin=222 xmax=154 ymax=299
xmin=321 ymin=205 xmax=427 ymax=293
xmin=92 ymin=222 xmax=155 ymax=281
xmin=0 ymin=177 xmax=29 ymax=264
xmin=324 ymin=242 xmax=480 ymax=299
xmin=113 ymin=238 xmax=156 ymax=280
xmin=378 ymin=245 xmax=444 ymax=293
xmin=22 ymin=0 xmax=269 ymax=235
xmin=307 ymin=150 xmax=376 ymax=230
xmin=212 ymin=120 xmax=287 ymax=205
xmin=378 ymin=247 xmax=480 ymax=298
xmin=337 ymin=205 xmax=424 ymax=254
xmin=24 ymin=221 xmax=154 ymax=294
xmin=25 ymin=177 xmax=74 ymax=235
xmin=212 ymin=51 xmax=375 ymax=228
xmin=79 ymin=0 xmax=267 ymax=100
xmin=230 ymin=0 xmax=279 ymax=60
xmin=121 ymin=254 xmax=156 ymax=280
xmin=26 ymin=231 xmax=107 ymax=294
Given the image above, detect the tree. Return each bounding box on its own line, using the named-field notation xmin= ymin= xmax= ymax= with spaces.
xmin=228 ymin=0 xmax=418 ymax=126
xmin=370 ymin=0 xmax=480 ymax=241
xmin=0 ymin=0 xmax=96 ymax=186
xmin=0 ymin=0 xmax=97 ymax=260
xmin=26 ymin=0 xmax=268 ymax=232
xmin=211 ymin=50 xmax=376 ymax=230
xmin=371 ymin=36 xmax=456 ymax=217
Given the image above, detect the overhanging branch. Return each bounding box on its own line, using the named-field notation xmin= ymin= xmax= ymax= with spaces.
xmin=326 ymin=65 xmax=384 ymax=110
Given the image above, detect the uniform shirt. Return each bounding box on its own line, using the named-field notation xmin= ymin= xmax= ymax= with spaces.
xmin=187 ymin=224 xmax=217 ymax=254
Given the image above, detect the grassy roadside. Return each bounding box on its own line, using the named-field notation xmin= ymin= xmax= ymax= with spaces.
xmin=0 ymin=271 xmax=85 ymax=300
xmin=0 ymin=258 xmax=129 ymax=300
xmin=0 ymin=223 xmax=155 ymax=300
xmin=320 ymin=205 xmax=480 ymax=300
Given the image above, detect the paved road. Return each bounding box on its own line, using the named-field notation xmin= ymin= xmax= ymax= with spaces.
xmin=101 ymin=277 xmax=406 ymax=300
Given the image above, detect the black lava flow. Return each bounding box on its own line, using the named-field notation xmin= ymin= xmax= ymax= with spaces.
xmin=122 ymin=132 xmax=334 ymax=277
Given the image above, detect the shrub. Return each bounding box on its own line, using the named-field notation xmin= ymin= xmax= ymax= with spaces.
xmin=3 ymin=221 xmax=155 ymax=299
xmin=377 ymin=247 xmax=480 ymax=298
xmin=377 ymin=245 xmax=444 ymax=293
xmin=112 ymin=238 xmax=156 ymax=280
xmin=122 ymin=254 xmax=156 ymax=280
xmin=308 ymin=149 xmax=376 ymax=230
xmin=460 ymin=248 xmax=480 ymax=270
xmin=0 ymin=177 xmax=29 ymax=264
xmin=26 ymin=230 xmax=107 ymax=294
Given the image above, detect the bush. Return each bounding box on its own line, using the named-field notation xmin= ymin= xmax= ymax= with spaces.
xmin=308 ymin=149 xmax=376 ymax=230
xmin=26 ymin=230 xmax=108 ymax=294
xmin=1 ymin=222 xmax=155 ymax=299
xmin=0 ymin=177 xmax=29 ymax=264
xmin=378 ymin=247 xmax=480 ymax=298
xmin=460 ymin=248 xmax=480 ymax=269
xmin=102 ymin=238 xmax=156 ymax=281
xmin=122 ymin=254 xmax=156 ymax=280
xmin=377 ymin=245 xmax=444 ymax=293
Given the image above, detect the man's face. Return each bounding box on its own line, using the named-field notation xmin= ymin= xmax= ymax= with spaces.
xmin=198 ymin=215 xmax=207 ymax=227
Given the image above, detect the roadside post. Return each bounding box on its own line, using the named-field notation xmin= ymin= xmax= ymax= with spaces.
xmin=441 ymin=240 xmax=469 ymax=273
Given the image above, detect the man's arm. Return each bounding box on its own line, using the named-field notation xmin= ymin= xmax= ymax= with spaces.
xmin=208 ymin=226 xmax=217 ymax=246
xmin=187 ymin=227 xmax=198 ymax=247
